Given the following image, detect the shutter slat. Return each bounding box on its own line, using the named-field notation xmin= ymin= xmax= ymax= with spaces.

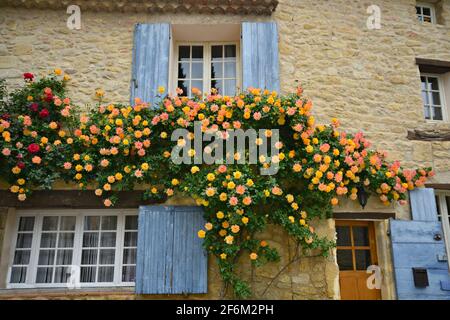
xmin=135 ymin=206 xmax=207 ymax=294
xmin=242 ymin=22 xmax=280 ymax=92
xmin=130 ymin=23 xmax=170 ymax=107
xmin=409 ymin=188 xmax=438 ymax=221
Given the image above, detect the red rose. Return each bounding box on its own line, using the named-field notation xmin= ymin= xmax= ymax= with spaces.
xmin=45 ymin=94 xmax=53 ymax=102
xmin=1 ymin=113 xmax=9 ymax=120
xmin=27 ymin=143 xmax=40 ymax=154
xmin=39 ymin=108 xmax=49 ymax=118
xmin=30 ymin=103 xmax=39 ymax=112
xmin=17 ymin=161 xmax=26 ymax=169
xmin=23 ymin=73 xmax=34 ymax=81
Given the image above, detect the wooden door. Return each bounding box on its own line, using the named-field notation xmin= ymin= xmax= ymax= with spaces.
xmin=336 ymin=220 xmax=381 ymax=300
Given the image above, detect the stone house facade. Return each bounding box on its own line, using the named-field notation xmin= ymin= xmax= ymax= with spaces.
xmin=0 ymin=0 xmax=449 ymax=300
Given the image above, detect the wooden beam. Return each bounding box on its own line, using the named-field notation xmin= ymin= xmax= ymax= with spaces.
xmin=416 ymin=58 xmax=450 ymax=74
xmin=0 ymin=190 xmax=164 ymax=209
xmin=426 ymin=184 xmax=450 ymax=190
xmin=333 ymin=212 xmax=395 ymax=220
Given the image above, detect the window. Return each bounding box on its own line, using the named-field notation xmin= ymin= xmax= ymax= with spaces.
xmin=8 ymin=210 xmax=137 ymax=288
xmin=416 ymin=2 xmax=436 ymax=23
xmin=435 ymin=192 xmax=450 ymax=265
xmin=420 ymin=74 xmax=446 ymax=121
xmin=174 ymin=43 xmax=240 ymax=97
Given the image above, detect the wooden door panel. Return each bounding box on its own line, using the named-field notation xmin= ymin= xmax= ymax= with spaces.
xmin=336 ymin=221 xmax=382 ymax=300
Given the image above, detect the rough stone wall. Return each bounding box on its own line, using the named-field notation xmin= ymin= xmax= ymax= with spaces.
xmin=1 ymin=0 xmax=450 ymax=300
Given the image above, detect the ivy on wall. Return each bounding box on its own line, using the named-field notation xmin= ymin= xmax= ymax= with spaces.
xmin=0 ymin=71 xmax=433 ymax=298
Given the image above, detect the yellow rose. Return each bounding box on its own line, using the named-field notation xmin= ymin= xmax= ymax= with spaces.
xmin=227 ymin=181 xmax=235 ymax=189
xmin=171 ymin=178 xmax=179 ymax=186
xmin=233 ymin=171 xmax=242 ymax=179
xmin=197 ymin=230 xmax=206 ymax=239
xmin=207 ymin=173 xmax=215 ymax=181
xmin=191 ymin=166 xmax=200 ymax=174
xmin=216 ymin=211 xmax=225 ymax=219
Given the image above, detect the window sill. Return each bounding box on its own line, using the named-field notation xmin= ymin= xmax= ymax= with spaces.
xmin=0 ymin=286 xmax=135 ymax=299
xmin=407 ymin=122 xmax=450 ymax=141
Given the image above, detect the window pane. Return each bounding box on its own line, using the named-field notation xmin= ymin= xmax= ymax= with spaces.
xmin=224 ymin=62 xmax=236 ymax=78
xmin=178 ymin=62 xmax=189 ymax=79
xmin=211 ymin=80 xmax=223 ymax=94
xmin=10 ymin=267 xmax=27 ymax=283
xmin=42 ymin=216 xmax=58 ymax=231
xmin=424 ymin=16 xmax=432 ymax=22
xmin=125 ymin=216 xmax=138 ymax=230
xmin=191 ymin=62 xmax=203 ymax=79
xmin=56 ymin=249 xmax=73 ymax=265
xmin=224 ymin=79 xmax=236 ymax=96
xmin=58 ymin=233 xmax=74 ymax=248
xmin=36 ymin=267 xmax=53 ymax=283
xmin=18 ymin=217 xmax=35 ymax=232
xmin=100 ymin=232 xmax=116 ymax=247
xmin=124 ymin=232 xmax=138 ymax=247
xmin=337 ymin=249 xmax=353 ymax=270
xmin=336 ymin=226 xmax=351 ymax=246
xmin=352 ymin=226 xmax=369 ymax=246
xmin=421 ymin=91 xmax=429 ymax=105
xmin=98 ymin=266 xmax=114 ymax=282
xmin=13 ymin=250 xmax=31 ymax=265
xmin=433 ymin=106 xmax=443 ymax=120
xmin=423 ymin=7 xmax=431 ymax=16
xmin=60 ymin=216 xmax=76 ymax=231
xmin=122 ymin=266 xmax=136 ymax=282
xmin=101 ymin=216 xmax=117 ymax=231
xmin=192 ymin=46 xmax=203 ymax=60
xmin=225 ymin=45 xmax=236 ymax=58
xmin=191 ymin=80 xmax=203 ymax=93
xmin=82 ymin=249 xmax=98 ymax=265
xmin=54 ymin=267 xmax=70 ymax=283
xmin=99 ymin=249 xmax=115 ymax=265
xmin=416 ymin=6 xmax=422 ymax=15
xmin=436 ymin=195 xmax=442 ymax=220
xmin=80 ymin=266 xmax=96 ymax=283
xmin=431 ymin=91 xmax=441 ymax=105
xmin=355 ymin=250 xmax=372 ymax=270
xmin=84 ymin=216 xmax=100 ymax=230
xmin=178 ymin=46 xmax=190 ymax=61
xmin=424 ymin=105 xmax=431 ymax=120
xmin=83 ymin=232 xmax=99 ymax=247
xmin=177 ymin=81 xmax=188 ymax=96
xmin=123 ymin=248 xmax=137 ymax=265
xmin=16 ymin=233 xmax=33 ymax=248
xmin=38 ymin=249 xmax=55 ymax=265
xmin=429 ymin=77 xmax=439 ymax=91
xmin=40 ymin=233 xmax=57 ymax=248
xmin=211 ymin=62 xmax=223 ymax=78
xmin=212 ymin=45 xmax=223 ymax=60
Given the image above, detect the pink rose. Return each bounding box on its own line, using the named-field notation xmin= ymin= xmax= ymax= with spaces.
xmin=229 ymin=197 xmax=238 ymax=206
xmin=253 ymin=112 xmax=262 ymax=121
xmin=218 ymin=165 xmax=227 ymax=173
xmin=63 ymin=162 xmax=72 ymax=170
xmin=236 ymin=185 xmax=246 ymax=195
xmin=2 ymin=148 xmax=11 ymax=156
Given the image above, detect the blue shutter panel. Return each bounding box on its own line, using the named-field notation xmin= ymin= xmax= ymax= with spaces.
xmin=409 ymin=188 xmax=438 ymax=221
xmin=390 ymin=220 xmax=450 ymax=300
xmin=241 ymin=22 xmax=280 ymax=92
xmin=130 ymin=23 xmax=170 ymax=107
xmin=391 ymin=188 xmax=450 ymax=300
xmin=135 ymin=206 xmax=207 ymax=294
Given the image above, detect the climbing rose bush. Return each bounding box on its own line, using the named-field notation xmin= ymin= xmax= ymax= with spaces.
xmin=0 ymin=72 xmax=434 ymax=298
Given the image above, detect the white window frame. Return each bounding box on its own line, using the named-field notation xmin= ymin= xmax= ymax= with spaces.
xmin=420 ymin=73 xmax=448 ymax=122
xmin=416 ymin=2 xmax=437 ymax=24
xmin=171 ymin=41 xmax=241 ymax=97
xmin=436 ymin=191 xmax=450 ymax=270
xmin=6 ymin=209 xmax=138 ymax=289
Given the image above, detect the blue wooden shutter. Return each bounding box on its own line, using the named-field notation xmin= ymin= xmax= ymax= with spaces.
xmin=241 ymin=22 xmax=280 ymax=92
xmin=130 ymin=23 xmax=170 ymax=107
xmin=135 ymin=206 xmax=207 ymax=294
xmin=390 ymin=188 xmax=450 ymax=300
xmin=409 ymin=188 xmax=438 ymax=221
